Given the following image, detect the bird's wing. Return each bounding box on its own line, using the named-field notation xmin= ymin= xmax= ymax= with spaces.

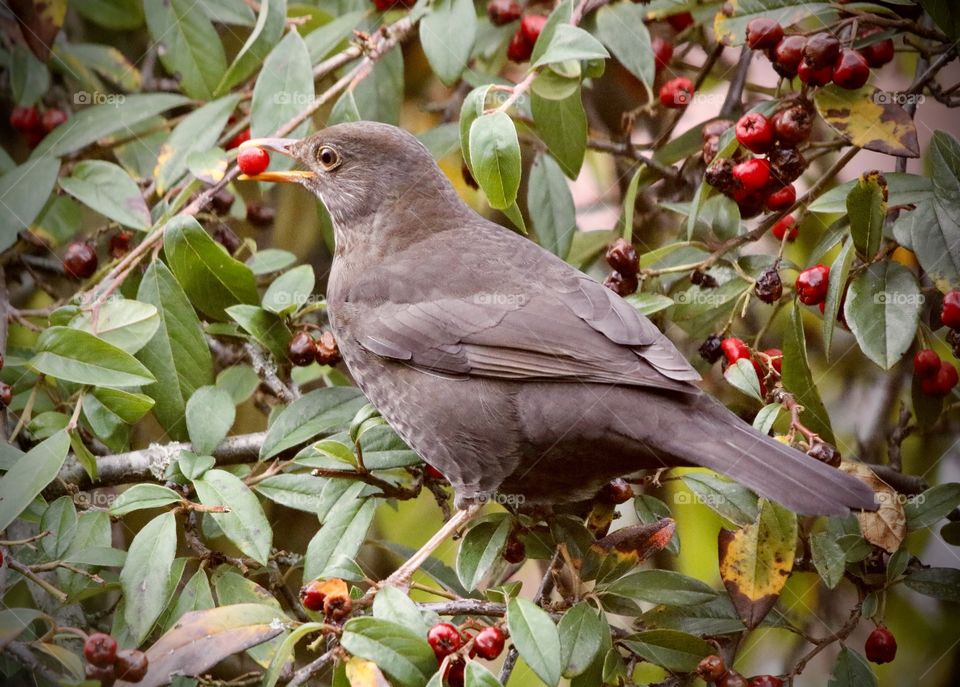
xmin=349 ymin=270 xmax=700 ymax=393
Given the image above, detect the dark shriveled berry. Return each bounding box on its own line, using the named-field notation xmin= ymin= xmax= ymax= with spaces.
xmin=213 ymin=226 xmax=242 ymax=253
xmin=288 ymin=331 xmax=317 ymax=367
xmin=603 ymin=270 xmax=638 ymax=296
xmin=109 ymin=230 xmax=134 ymax=259
xmin=807 ymin=441 xmax=841 ymax=467
xmin=803 ymin=33 xmax=841 ymax=69
xmin=246 ymin=201 xmax=275 ymax=227
xmin=323 ymin=593 xmax=353 ymax=621
xmin=503 ymin=536 xmax=526 ymax=563
xmin=598 ymin=478 xmax=634 ymax=504
xmin=114 ymin=649 xmax=148 ymax=683
xmin=947 ymin=328 xmax=960 ymax=359
xmin=605 ymin=238 xmax=639 ymax=276
xmin=705 ymin=159 xmax=737 ymax=195
xmin=719 ymin=672 xmax=749 ymax=687
xmin=697 ymin=654 xmax=728 ymax=681
xmin=755 ymin=268 xmax=783 ymax=304
xmin=703 ymin=119 xmax=734 ymax=141
xmin=767 ymin=146 xmax=806 ymax=184
xmin=772 ymin=105 xmax=813 ymax=146
xmin=211 ymin=188 xmax=236 ymax=214
xmin=699 ymin=334 xmax=724 ymax=363
xmin=690 ymin=270 xmax=718 ymax=288
xmin=745 ymin=18 xmax=783 ymax=50
xmin=703 ymin=136 xmax=720 ymax=165
xmin=315 ymin=331 xmax=341 ymax=366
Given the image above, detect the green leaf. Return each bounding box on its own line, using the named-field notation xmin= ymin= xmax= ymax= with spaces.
xmin=621 ymin=630 xmax=715 ymax=673
xmin=185 ymin=386 xmax=235 ymax=455
xmin=73 ymin=0 xmax=144 ymax=30
xmin=252 ymin=474 xmax=326 ymax=513
xmin=194 ymin=469 xmax=272 ymax=564
xmin=34 ymin=93 xmax=189 ymax=158
xmin=528 ymin=153 xmax=576 ymax=259
xmin=110 ymin=484 xmax=182 ymax=517
xmin=456 ymin=516 xmax=512 ymax=591
xmin=905 ymin=483 xmax=960 ymax=530
xmin=121 ymin=511 xmax=177 ymax=645
xmin=251 ymin=30 xmax=313 ymax=142
xmin=162 ymin=569 xmax=215 ymax=632
xmin=558 ymin=603 xmax=604 ymax=678
xmin=260 ymin=386 xmax=366 ymax=459
xmin=507 ymin=597 xmax=562 ymax=686
xmin=304 ymin=11 xmax=364 ymax=63
xmin=136 ymin=261 xmax=214 ymax=441
xmin=59 ymin=160 xmax=151 ymax=230
xmin=529 ymin=0 xmax=573 ymax=66
xmin=247 ymin=248 xmax=296 ymax=275
xmin=40 ymin=496 xmax=78 ymax=560
xmin=809 ymin=173 xmax=931 ymax=214
xmin=681 ymin=472 xmax=759 ymax=527
xmin=341 ymin=617 xmax=437 ymax=687
xmin=225 ymin=305 xmax=292 ymax=363
xmin=464 ymin=662 xmax=501 ymax=687
xmin=469 ymin=112 xmax=521 ymax=210
xmin=70 ymin=299 xmax=160 ymax=354
xmin=54 ymin=42 xmax=142 ymax=91
xmin=217 ymin=365 xmax=260 ymax=404
xmin=531 ymin=24 xmax=608 ymax=68
xmin=11 ymin=45 xmax=49 ymax=106
xmin=163 ymin=215 xmax=259 ymax=320
xmin=847 ymin=173 xmax=887 ymax=259
xmin=782 ymin=303 xmax=834 ymax=443
xmin=92 ymin=388 xmax=154 ymax=424
xmin=0 ymin=157 xmax=60 ymax=252
xmin=420 ymin=0 xmax=476 ymax=86
xmin=810 ymin=531 xmax=846 ymax=589
xmin=594 ymin=3 xmax=653 ymax=88
xmin=723 ymin=358 xmax=764 ymax=401
xmin=844 ymin=261 xmax=921 ymax=369
xmin=904 ymin=567 xmax=960 ymax=602
xmin=823 ymin=240 xmax=855 ymax=355
xmin=144 ymin=0 xmax=226 ymax=99
xmin=304 ymin=483 xmax=376 ymax=582
xmin=752 ymin=403 xmax=782 ymax=435
xmin=155 ymin=95 xmax=240 ymax=194
xmin=531 ymin=88 xmax=586 ymax=179
xmin=828 ymin=647 xmax=878 ymax=687
xmin=31 ymin=327 xmax=156 ymax=387
xmin=459 ymin=85 xmax=491 ymax=175
xmin=262 ymin=265 xmax=315 ymax=315
xmin=372 ymin=586 xmax=431 ymax=638
xmin=216 ymin=0 xmax=287 ymax=95
xmin=602 ymin=569 xmax=717 ymax=608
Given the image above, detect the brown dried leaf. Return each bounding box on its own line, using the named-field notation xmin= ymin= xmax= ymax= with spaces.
xmin=116 ymin=604 xmax=287 ymax=687
xmin=8 ymin=0 xmax=65 ymax=61
xmin=840 ymin=462 xmax=906 ymax=553
xmin=593 ymin=519 xmax=676 ymax=566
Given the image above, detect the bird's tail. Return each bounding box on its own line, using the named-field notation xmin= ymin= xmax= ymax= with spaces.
xmin=673 ymin=395 xmax=877 ymax=516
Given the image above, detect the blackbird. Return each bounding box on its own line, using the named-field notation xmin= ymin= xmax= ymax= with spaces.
xmin=240 ymin=122 xmax=876 ymax=516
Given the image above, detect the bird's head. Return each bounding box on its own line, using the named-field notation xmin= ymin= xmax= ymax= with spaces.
xmin=238 ymin=121 xmax=459 ymax=229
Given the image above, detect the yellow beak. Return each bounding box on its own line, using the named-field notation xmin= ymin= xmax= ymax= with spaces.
xmin=237 ymin=137 xmax=315 ymax=182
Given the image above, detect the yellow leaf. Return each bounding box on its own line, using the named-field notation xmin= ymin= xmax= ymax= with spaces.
xmin=718 ymin=500 xmax=797 ymax=629
xmin=815 ymin=85 xmax=920 ymax=158
xmin=345 ymin=657 xmax=391 ymax=687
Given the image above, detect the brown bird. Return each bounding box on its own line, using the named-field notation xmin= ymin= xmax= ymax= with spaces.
xmin=240 ymin=122 xmax=876 ymax=521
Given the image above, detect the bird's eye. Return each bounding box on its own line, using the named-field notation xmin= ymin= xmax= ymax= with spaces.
xmin=317 ymin=146 xmax=340 ymax=170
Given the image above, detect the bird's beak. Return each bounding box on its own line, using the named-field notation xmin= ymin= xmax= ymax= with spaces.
xmin=237 ymin=137 xmax=315 ymax=182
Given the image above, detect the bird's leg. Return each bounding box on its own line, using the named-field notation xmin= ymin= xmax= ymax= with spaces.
xmin=380 ymin=504 xmax=481 ymax=590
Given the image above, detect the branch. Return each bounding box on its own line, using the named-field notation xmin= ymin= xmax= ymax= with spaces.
xmin=286 ymin=648 xmax=336 ymax=687
xmin=44 ymin=432 xmax=267 ymax=499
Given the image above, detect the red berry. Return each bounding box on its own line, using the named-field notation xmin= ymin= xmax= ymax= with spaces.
xmin=0 ymin=382 xmax=12 ymax=409
xmin=507 ymin=29 xmax=532 ymax=62
xmin=41 ymin=107 xmax=68 ymax=132
xmin=796 ymin=264 xmax=829 ymax=305
xmin=667 ymin=12 xmax=694 ymax=31
xmin=603 ymin=270 xmax=638 ymax=296
xmin=114 ymin=649 xmax=148 ymax=683
xmin=697 ymin=655 xmax=728 ymax=681
xmin=288 ymin=331 xmax=318 ymax=367
xmin=83 ymin=633 xmax=118 ymax=667
xmin=766 ymin=184 xmax=796 ymax=211
xmin=941 ymin=290 xmax=960 ymax=328
xmin=659 ymin=77 xmax=695 ymax=109
xmin=745 ymin=18 xmax=783 ymax=50
xmin=747 ymin=676 xmax=783 ymax=687
xmin=503 ymin=536 xmax=526 ymax=564
xmin=763 ymin=348 xmax=783 ymax=374
xmin=445 ymin=659 xmax=465 ymax=687
xmin=315 ymin=331 xmax=341 ymax=366
xmin=372 ymin=0 xmax=415 ymax=10
xmin=832 ymin=48 xmax=870 ymax=89
xmin=300 ymin=579 xmax=327 ymax=611
xmin=519 ymin=14 xmax=547 ymax=44
xmin=914 ymin=349 xmax=941 ymax=379
xmin=109 ymin=230 xmax=134 ymax=259
xmin=226 ymin=128 xmax=250 ymax=150
xmin=719 ymin=672 xmax=748 ymax=687
xmin=922 ymin=363 xmax=959 ymax=397
xmin=473 ymin=626 xmax=506 ymax=660
xmin=427 ymin=623 xmax=462 ymax=661
xmin=804 ymin=33 xmax=841 ymax=69
xmin=598 ymin=478 xmax=634 ymax=504
xmin=424 ymin=464 xmax=445 ymax=480
xmin=237 ymin=147 xmax=270 ymax=175
xmin=859 ymin=32 xmax=895 ymax=68
xmin=797 ymin=60 xmax=833 ymax=86
xmin=652 ymin=37 xmax=674 ymax=74
xmin=864 ymin=626 xmax=897 ymax=664
xmin=771 ymin=35 xmax=806 ymax=78
xmin=772 ymin=105 xmax=813 ymax=146
xmin=735 ymin=113 xmax=774 ymax=154
xmin=732 ymin=158 xmax=771 ymax=193
xmin=9 ymin=105 xmax=39 ymax=132
xmin=63 ymin=241 xmax=99 ymax=280
xmin=721 ymin=337 xmax=751 ymax=364
xmin=487 ymin=0 xmax=521 ymax=26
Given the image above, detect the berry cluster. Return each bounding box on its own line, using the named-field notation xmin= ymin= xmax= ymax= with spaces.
xmin=865 ymin=626 xmax=897 ymax=664
xmin=748 ymin=18 xmax=893 ymax=90
xmin=602 ymin=238 xmax=640 ymax=296
xmin=506 ymin=15 xmax=547 ymax=63
xmin=426 ymin=622 xmax=506 ymax=686
xmin=299 ymin=579 xmax=354 ymax=621
xmin=288 ymin=331 xmax=341 ymax=367
xmin=940 ymin=290 xmax=960 ymax=358
xmin=9 ymin=105 xmax=68 ymax=148
xmin=700 ymin=335 xmax=781 ymax=397
xmin=795 ymin=264 xmax=829 ymax=306
xmin=697 ymin=653 xmax=783 ymax=686
xmin=83 ymin=632 xmax=148 ymax=686
xmin=913 ymin=348 xmax=958 ymax=397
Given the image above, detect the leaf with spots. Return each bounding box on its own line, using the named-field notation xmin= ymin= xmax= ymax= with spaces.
xmin=840 ymin=462 xmax=905 ymax=554
xmin=718 ymin=499 xmax=797 ymax=630
xmin=815 ymin=85 xmax=919 ymax=158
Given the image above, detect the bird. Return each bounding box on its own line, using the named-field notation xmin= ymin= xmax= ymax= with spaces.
xmin=239 ymin=121 xmax=877 ymax=520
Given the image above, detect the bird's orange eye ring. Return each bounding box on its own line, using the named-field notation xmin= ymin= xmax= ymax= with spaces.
xmin=317 ymin=146 xmax=341 ymax=170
